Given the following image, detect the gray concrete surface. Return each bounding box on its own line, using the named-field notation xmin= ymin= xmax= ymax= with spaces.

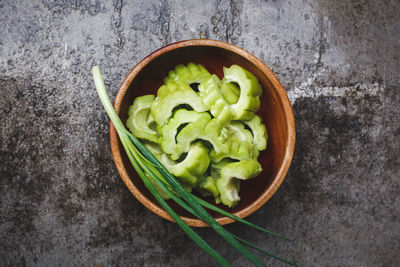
xmin=1 ymin=0 xmax=399 ymax=266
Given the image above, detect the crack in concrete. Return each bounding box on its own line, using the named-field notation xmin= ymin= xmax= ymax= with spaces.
xmin=157 ymin=0 xmax=171 ymax=45
xmin=112 ymin=0 xmax=124 ymax=49
xmin=211 ymin=0 xmax=242 ymax=44
xmin=316 ymin=14 xmax=326 ymax=68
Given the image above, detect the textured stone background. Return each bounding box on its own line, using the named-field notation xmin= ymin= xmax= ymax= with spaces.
xmin=1 ymin=0 xmax=399 ymax=266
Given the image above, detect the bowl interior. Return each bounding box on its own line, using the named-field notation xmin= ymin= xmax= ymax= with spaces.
xmin=113 ymin=42 xmax=293 ymax=226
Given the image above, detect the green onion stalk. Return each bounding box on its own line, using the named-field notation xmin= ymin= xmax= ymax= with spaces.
xmin=92 ymin=66 xmax=297 ymax=267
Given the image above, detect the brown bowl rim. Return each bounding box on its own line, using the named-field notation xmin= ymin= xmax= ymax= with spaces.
xmin=109 ymin=39 xmax=295 ymax=227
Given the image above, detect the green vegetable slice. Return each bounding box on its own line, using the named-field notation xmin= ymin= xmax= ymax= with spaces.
xmin=159 ymin=109 xmax=211 ymax=160
xmin=225 ymin=121 xmax=254 ymax=141
xmin=146 ymin=112 xmax=157 ymax=132
xmin=196 ymin=159 xmax=238 ymax=204
xmin=211 ymin=140 xmax=255 ymax=163
xmin=210 ymin=121 xmax=256 ymax=162
xmin=145 ymin=141 xmax=210 ymax=188
xmin=223 ymin=65 xmax=262 ymax=120
xmin=197 ymin=176 xmax=220 ymax=198
xmin=198 ymin=75 xmax=233 ymax=126
xmin=211 ymin=158 xmax=236 ymax=172
xmin=151 ymin=81 xmax=207 ymax=125
xmin=158 ymin=141 xmax=210 ymax=186
xmin=216 ymin=160 xmax=262 ymax=207
xmin=144 ymin=141 xmax=164 ymax=156
xmin=176 ymin=116 xmax=228 ymax=158
xmin=164 ymin=63 xmax=212 ymax=87
xmin=126 ymin=95 xmax=159 ymax=143
xmin=220 ymin=80 xmax=240 ymax=104
xmin=243 ymin=115 xmax=267 ymax=151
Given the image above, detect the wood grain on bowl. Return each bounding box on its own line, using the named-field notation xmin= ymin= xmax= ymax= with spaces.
xmin=110 ymin=39 xmax=295 ymax=227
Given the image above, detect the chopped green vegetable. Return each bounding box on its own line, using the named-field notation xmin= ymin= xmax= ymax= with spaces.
xmin=196 ymin=158 xmax=237 ymax=204
xmin=210 ymin=121 xmax=256 ymax=162
xmin=159 ymin=109 xmax=211 ymax=160
xmin=198 ymin=74 xmax=233 ymax=126
xmin=223 ymin=65 xmax=262 ymax=120
xmin=176 ymin=116 xmax=228 ymax=158
xmin=164 ymin=62 xmax=212 ymax=86
xmin=151 ymin=81 xmax=208 ymax=125
xmin=216 ymin=160 xmax=262 ymax=207
xmin=126 ymin=63 xmax=268 ymax=208
xmin=197 ymin=176 xmax=220 ymax=198
xmin=126 ymin=95 xmax=159 ymax=143
xmin=159 ymin=141 xmax=210 ymax=186
xmin=244 ymin=115 xmax=268 ymax=151
xmin=220 ymin=79 xmax=240 ymax=104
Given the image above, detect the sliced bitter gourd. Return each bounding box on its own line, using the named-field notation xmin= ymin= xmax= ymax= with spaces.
xmin=243 ymin=115 xmax=267 ymax=151
xmin=223 ymin=65 xmax=262 ymax=120
xmin=164 ymin=63 xmax=211 ymax=88
xmin=126 ymin=95 xmax=159 ymax=143
xmin=144 ymin=141 xmax=164 ymax=156
xmin=197 ymin=176 xmax=219 ymax=198
xmin=211 ymin=158 xmax=237 ymax=175
xmin=198 ymin=75 xmax=233 ymax=126
xmin=196 ymin=159 xmax=237 ymax=204
xmin=127 ymin=63 xmax=267 ymax=207
xmin=220 ymin=80 xmax=240 ymax=104
xmin=176 ymin=116 xmax=228 ymax=159
xmin=210 ymin=121 xmax=256 ymax=162
xmin=210 ymin=139 xmax=256 ymax=163
xmin=159 ymin=142 xmax=210 ymax=186
xmin=145 ymin=141 xmax=210 ymax=189
xmin=159 ymin=109 xmax=211 ymax=160
xmin=146 ymin=112 xmax=157 ymax=132
xmin=225 ymin=121 xmax=254 ymax=141
xmin=216 ymin=160 xmax=262 ymax=207
xmin=151 ymin=82 xmax=207 ymax=125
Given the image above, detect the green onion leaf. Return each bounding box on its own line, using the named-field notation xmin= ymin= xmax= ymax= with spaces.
xmin=191 ymin=195 xmax=294 ymax=242
xmin=231 ymin=234 xmax=298 ymax=266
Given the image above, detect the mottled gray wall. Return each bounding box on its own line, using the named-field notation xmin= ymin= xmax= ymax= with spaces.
xmin=1 ymin=0 xmax=399 ymax=266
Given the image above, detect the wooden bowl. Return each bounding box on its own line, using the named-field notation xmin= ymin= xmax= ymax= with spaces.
xmin=110 ymin=39 xmax=295 ymax=227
